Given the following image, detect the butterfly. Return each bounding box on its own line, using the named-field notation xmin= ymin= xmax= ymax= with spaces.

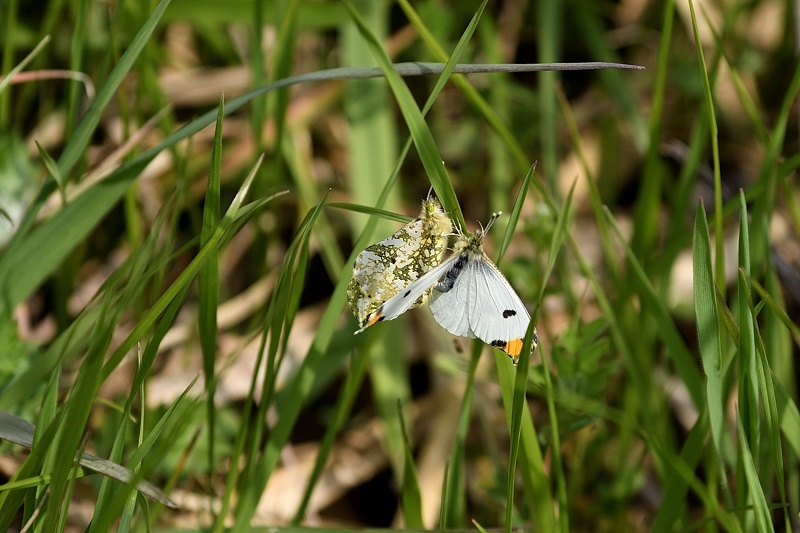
xmin=347 ymin=196 xmax=453 ymax=329
xmin=356 ymin=212 xmax=536 ymax=364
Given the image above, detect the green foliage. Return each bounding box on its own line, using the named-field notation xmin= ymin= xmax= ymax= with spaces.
xmin=0 ymin=0 xmax=798 ymax=531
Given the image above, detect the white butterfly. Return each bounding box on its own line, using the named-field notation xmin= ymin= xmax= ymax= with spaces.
xmin=347 ymin=197 xmax=452 ymax=329
xmin=356 ymin=212 xmax=537 ymax=363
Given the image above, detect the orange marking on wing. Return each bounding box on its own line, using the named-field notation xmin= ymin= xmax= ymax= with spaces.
xmin=504 ymin=338 xmax=523 ymax=357
xmin=366 ymin=311 xmax=383 ymax=327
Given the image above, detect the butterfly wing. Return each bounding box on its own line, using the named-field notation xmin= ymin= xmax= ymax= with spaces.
xmin=428 ymin=253 xmax=476 ymax=338
xmin=466 ymin=255 xmax=532 ymax=358
xmin=347 ymin=198 xmax=452 ymax=327
xmin=355 ymin=252 xmax=460 ymax=334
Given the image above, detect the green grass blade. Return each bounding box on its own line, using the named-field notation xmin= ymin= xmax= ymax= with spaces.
xmin=34 ymin=141 xmax=65 ymax=203
xmin=750 ymin=278 xmax=800 ymax=341
xmin=8 ymin=0 xmax=171 ymax=245
xmin=341 ymin=0 xmax=398 ymax=235
xmin=230 ymin=195 xmax=331 ymax=530
xmin=736 ymin=412 xmax=774 ymax=533
xmin=496 ymin=163 xmax=536 ymax=264
xmin=753 ymin=291 xmax=791 ymax=529
xmin=534 ymin=180 xmax=577 ymax=533
xmin=290 ymin=348 xmax=370 ymax=523
xmin=442 ymin=341 xmax=482 ymax=528
xmin=496 ymin=356 xmax=556 ymax=531
xmin=94 ymin=289 xmax=189 ymax=520
xmin=398 ymin=400 xmax=424 ymax=528
xmin=472 ymin=518 xmax=490 ymax=533
xmin=687 ymin=0 xmax=724 ymax=293
xmin=198 ymin=95 xmax=224 ymax=496
xmin=477 ymin=15 xmax=513 ymax=212
xmin=632 ymin=0 xmax=674 ymax=256
xmin=736 ymin=191 xmax=759 ymax=525
xmin=99 ymin=168 xmax=279 ymax=379
xmin=327 ymin=203 xmax=413 ymax=224
xmin=736 ymin=191 xmax=758 ymax=441
xmin=504 ymin=318 xmax=542 ymax=533
xmin=603 ymin=207 xmax=704 ymax=406
xmin=651 ymin=413 xmax=707 ymax=532
xmin=439 ymin=459 xmax=450 ymax=532
xmin=692 ymin=200 xmax=725 ymax=464
xmin=396 ymin=0 xmax=531 ymax=178
xmin=773 ymin=380 xmax=800 ymax=459
xmin=747 ymin=280 xmax=790 ymax=526
xmin=43 ymin=297 xmax=116 ymax=530
xmin=536 ymin=0 xmax=561 ymax=189
xmin=0 ymin=156 xmax=147 ymax=313
xmin=340 ymin=0 xmax=465 ymax=229
xmin=89 ymin=380 xmax=199 ymax=532
xmin=0 ymin=35 xmax=50 ymax=96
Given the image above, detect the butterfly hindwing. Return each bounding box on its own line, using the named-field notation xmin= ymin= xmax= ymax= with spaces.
xmin=347 ymin=198 xmax=452 ymax=328
xmin=355 ymin=252 xmax=460 ymax=334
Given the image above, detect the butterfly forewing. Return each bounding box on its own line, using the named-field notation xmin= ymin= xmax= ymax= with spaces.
xmin=467 ymin=257 xmax=530 ymax=347
xmin=428 ymin=257 xmax=475 ymax=338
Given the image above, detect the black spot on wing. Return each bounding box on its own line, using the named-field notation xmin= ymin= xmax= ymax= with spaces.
xmin=404 ymin=289 xmax=411 ymax=297
xmin=502 ymin=309 xmax=517 ymax=318
xmin=490 ymin=339 xmax=507 ymax=348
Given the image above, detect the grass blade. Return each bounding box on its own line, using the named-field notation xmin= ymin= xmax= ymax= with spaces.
xmin=692 ymin=200 xmax=725 ymax=467
xmin=8 ymin=0 xmax=172 ymax=245
xmin=496 ymin=163 xmax=536 ymax=264
xmin=603 ymin=207 xmax=704 ymax=406
xmin=736 ymin=411 xmax=774 ymax=532
xmin=398 ymin=400 xmax=424 ymax=528
xmin=504 ymin=318 xmax=542 ymax=533
xmin=340 ymin=0 xmax=465 ymax=229
xmin=198 ymin=95 xmax=224 ymax=504
xmin=687 ymin=0 xmax=724 ymax=292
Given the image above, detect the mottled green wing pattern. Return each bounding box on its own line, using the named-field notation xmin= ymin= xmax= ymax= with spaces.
xmin=347 ymin=198 xmax=452 ymax=328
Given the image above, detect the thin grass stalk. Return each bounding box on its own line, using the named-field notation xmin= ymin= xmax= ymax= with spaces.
xmin=632 ymin=0 xmax=674 ymax=256
xmin=65 ymin=0 xmax=89 ymax=140
xmin=504 ymin=319 xmax=539 ymax=533
xmin=687 ymin=0 xmax=725 ymax=296
xmin=0 ymin=60 xmax=639 ymax=314
xmin=535 ymin=180 xmax=577 ymax=533
xmin=555 ymin=87 xmax=618 ymax=286
xmin=442 ymin=341 xmax=482 ymax=528
xmin=0 ymin=0 xmax=19 ymax=125
xmin=398 ymin=399 xmax=424 ymax=528
xmin=290 ymin=346 xmax=371 ymax=523
xmin=537 ymin=0 xmax=560 ymax=190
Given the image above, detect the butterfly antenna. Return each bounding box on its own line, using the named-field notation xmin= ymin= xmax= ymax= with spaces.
xmin=484 ymin=211 xmax=503 ymax=234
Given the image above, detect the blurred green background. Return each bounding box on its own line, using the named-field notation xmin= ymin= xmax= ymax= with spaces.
xmin=0 ymin=0 xmax=798 ymax=531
